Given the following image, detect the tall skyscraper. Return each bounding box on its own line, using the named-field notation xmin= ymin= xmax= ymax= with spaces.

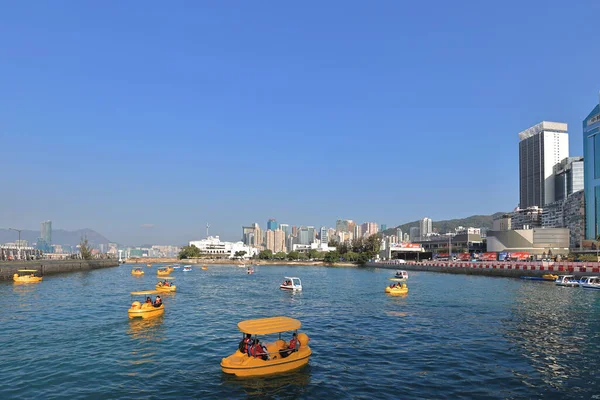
xmin=380 ymin=224 xmax=387 ymax=232
xmin=403 ymin=233 xmax=410 ymax=242
xmin=41 ymin=220 xmax=52 ymax=244
xmin=519 ymin=121 xmax=569 ymax=208
xmin=420 ymin=218 xmax=432 ymax=238
xmin=320 ymin=227 xmax=328 ymax=244
xmin=279 ymin=224 xmax=290 ymax=238
xmin=267 ymin=218 xmax=278 ymax=231
xmin=583 ymin=95 xmax=600 ymax=239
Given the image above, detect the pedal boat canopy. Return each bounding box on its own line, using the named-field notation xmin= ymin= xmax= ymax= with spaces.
xmin=237 ymin=316 xmax=301 ymax=335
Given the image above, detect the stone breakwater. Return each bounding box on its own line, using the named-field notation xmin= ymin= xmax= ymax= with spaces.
xmin=0 ymin=259 xmax=118 ymax=281
xmin=366 ymin=261 xmax=600 ymax=278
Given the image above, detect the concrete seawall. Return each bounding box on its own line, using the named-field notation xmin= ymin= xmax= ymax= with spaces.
xmin=365 ymin=261 xmax=600 ymax=279
xmin=0 ymin=259 xmax=119 ymax=281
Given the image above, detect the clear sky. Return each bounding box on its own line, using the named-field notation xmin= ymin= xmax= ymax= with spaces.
xmin=1 ymin=1 xmax=599 ymax=246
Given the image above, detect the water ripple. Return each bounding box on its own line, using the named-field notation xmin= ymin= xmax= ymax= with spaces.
xmin=1 ymin=265 xmax=599 ymax=399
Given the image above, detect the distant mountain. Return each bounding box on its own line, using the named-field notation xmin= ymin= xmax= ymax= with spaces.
xmin=0 ymin=228 xmax=111 ymax=247
xmin=384 ymin=212 xmax=507 ymax=236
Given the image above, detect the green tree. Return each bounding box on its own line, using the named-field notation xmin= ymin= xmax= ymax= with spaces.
xmin=178 ymin=244 xmax=201 ymax=259
xmin=274 ymin=251 xmax=287 ymax=260
xmin=79 ymin=236 xmax=93 ymax=260
xmin=350 ymin=237 xmax=365 ymax=253
xmin=234 ymin=250 xmax=247 ymax=259
xmin=343 ymin=251 xmax=359 ymax=261
xmin=324 ymin=250 xmax=340 ymax=263
xmin=258 ymin=249 xmax=273 ymax=260
xmin=308 ymin=249 xmax=319 ymax=259
xmin=298 ymin=252 xmax=309 ymax=260
xmin=328 ymin=238 xmax=339 ymax=247
xmin=336 ymin=242 xmax=349 ymax=255
xmin=287 ymin=251 xmax=300 ymax=260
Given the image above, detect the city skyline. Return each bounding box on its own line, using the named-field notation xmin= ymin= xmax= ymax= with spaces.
xmin=1 ymin=2 xmax=599 ymax=244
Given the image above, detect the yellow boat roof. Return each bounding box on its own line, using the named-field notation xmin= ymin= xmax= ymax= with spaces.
xmin=130 ymin=290 xmax=161 ymax=295
xmin=238 ymin=316 xmax=301 ymax=335
xmin=18 ymin=269 xmax=39 ymax=272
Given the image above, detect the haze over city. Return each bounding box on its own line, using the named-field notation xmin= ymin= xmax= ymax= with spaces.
xmin=1 ymin=1 xmax=599 ymax=245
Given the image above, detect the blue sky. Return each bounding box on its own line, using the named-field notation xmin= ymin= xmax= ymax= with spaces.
xmin=1 ymin=1 xmax=599 ymax=245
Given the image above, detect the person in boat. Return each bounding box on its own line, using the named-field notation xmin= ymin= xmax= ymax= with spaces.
xmin=145 ymin=296 xmax=152 ymax=304
xmin=238 ymin=333 xmax=252 ymax=355
xmin=154 ymin=296 xmax=162 ymax=307
xmin=280 ymin=333 xmax=300 ymax=358
xmin=250 ymin=339 xmax=269 ymax=361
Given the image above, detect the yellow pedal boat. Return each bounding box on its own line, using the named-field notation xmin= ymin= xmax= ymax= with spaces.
xmin=13 ymin=269 xmax=43 ymax=283
xmin=542 ymin=274 xmax=559 ymax=281
xmin=146 ymin=263 xmax=152 ymax=267
xmin=221 ymin=316 xmax=311 ymax=377
xmin=202 ymin=265 xmax=208 ymax=270
xmin=156 ymin=277 xmax=176 ymax=292
xmin=385 ymin=283 xmax=408 ymax=295
xmin=157 ymin=268 xmax=171 ymax=276
xmin=128 ymin=291 xmax=164 ymax=319
xmin=131 ymin=268 xmax=144 ymax=276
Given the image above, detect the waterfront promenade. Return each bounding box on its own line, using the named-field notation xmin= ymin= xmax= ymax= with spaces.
xmin=368 ymin=260 xmax=600 ymax=278
xmin=0 ymin=259 xmax=118 ymax=281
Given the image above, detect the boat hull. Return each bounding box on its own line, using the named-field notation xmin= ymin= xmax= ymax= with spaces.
xmin=581 ymin=284 xmax=600 ymax=290
xmin=13 ymin=275 xmax=43 ymax=283
xmin=131 ymin=271 xmax=144 ymax=276
xmin=155 ymin=284 xmax=176 ymax=292
xmin=555 ymin=282 xmax=579 ymax=287
xmin=221 ymin=348 xmax=311 ymax=377
xmin=280 ymin=285 xmax=301 ymax=291
xmin=385 ymin=287 xmax=408 ymax=295
xmin=128 ymin=304 xmax=164 ymax=319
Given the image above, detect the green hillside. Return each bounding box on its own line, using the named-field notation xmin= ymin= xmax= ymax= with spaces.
xmin=384 ymin=212 xmax=507 ymax=236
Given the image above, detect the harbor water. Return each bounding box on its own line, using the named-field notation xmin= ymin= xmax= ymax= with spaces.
xmin=1 ymin=265 xmax=599 ymax=399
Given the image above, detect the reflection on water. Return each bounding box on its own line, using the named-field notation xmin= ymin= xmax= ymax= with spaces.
xmin=127 ymin=315 xmax=165 ymax=342
xmin=506 ymin=284 xmax=600 ymax=395
xmin=222 ymin=365 xmax=311 ymax=399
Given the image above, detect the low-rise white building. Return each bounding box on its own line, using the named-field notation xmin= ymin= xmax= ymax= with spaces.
xmin=189 ymin=236 xmax=258 ymax=259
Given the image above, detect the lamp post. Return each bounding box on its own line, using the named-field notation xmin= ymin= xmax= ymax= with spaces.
xmin=9 ymin=228 xmax=22 ymax=260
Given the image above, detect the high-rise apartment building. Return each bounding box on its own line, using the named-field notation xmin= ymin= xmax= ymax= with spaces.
xmin=242 ymin=223 xmax=263 ymax=248
xmin=403 ymin=233 xmax=410 ymax=242
xmin=267 ymin=218 xmax=278 ymax=231
xmin=519 ymin=121 xmax=569 ymax=208
xmin=41 ymin=220 xmax=52 ymax=244
xmin=360 ymin=222 xmax=378 ymax=237
xmin=353 ymin=224 xmax=362 ymax=239
xmin=380 ymin=224 xmax=387 ymax=232
xmin=420 ymin=218 xmax=432 ymax=238
xmin=396 ymin=228 xmax=403 ymax=242
xmin=584 ymin=96 xmax=600 ymax=239
xmin=335 ymin=219 xmax=354 ymax=233
xmin=265 ymin=229 xmax=286 ymax=253
xmin=320 ymin=227 xmax=328 ymax=244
